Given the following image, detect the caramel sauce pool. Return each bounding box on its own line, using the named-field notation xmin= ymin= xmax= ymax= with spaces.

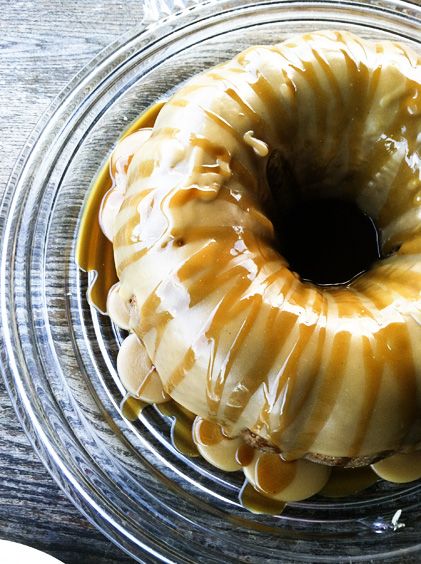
xmin=120 ymin=394 xmax=146 ymax=421
xmin=193 ymin=417 xmax=225 ymax=446
xmin=156 ymin=401 xmax=199 ymax=457
xmin=239 ymin=483 xmax=286 ymax=515
xmin=256 ymin=453 xmax=296 ymax=495
xmin=235 ymin=444 xmax=255 ymax=467
xmin=320 ymin=467 xmax=379 ymax=498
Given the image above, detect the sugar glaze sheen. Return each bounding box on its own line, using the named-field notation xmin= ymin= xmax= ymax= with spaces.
xmin=78 ymin=30 xmax=421 ymax=511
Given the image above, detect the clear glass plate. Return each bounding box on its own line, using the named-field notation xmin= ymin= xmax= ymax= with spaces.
xmin=1 ymin=1 xmax=420 ymax=561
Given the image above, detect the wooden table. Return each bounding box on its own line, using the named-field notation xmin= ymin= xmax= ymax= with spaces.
xmin=0 ymin=2 xmax=145 ymax=561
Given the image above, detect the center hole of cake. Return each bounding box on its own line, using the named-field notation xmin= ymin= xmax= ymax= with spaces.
xmin=278 ymin=199 xmax=381 ymax=285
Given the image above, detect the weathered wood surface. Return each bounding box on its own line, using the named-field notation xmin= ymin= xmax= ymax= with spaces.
xmin=0 ymin=2 xmax=144 ymax=562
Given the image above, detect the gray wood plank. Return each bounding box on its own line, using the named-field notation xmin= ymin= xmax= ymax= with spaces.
xmin=0 ymin=1 xmax=144 ymax=562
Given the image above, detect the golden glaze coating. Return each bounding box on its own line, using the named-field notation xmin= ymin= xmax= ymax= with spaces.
xmin=112 ymin=31 xmax=421 ymax=462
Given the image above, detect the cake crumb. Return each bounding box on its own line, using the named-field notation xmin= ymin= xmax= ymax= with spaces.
xmin=391 ymin=509 xmax=405 ymax=531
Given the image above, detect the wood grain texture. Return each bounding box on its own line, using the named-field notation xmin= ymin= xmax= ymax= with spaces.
xmin=0 ymin=2 xmax=143 ymax=562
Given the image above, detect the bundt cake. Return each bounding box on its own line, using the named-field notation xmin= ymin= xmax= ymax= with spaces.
xmin=94 ymin=30 xmax=421 ymax=504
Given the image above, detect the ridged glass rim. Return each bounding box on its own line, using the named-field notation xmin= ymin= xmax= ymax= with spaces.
xmin=1 ymin=1 xmax=420 ymax=562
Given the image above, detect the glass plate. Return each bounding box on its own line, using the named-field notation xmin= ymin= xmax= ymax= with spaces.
xmin=1 ymin=1 xmax=420 ymax=561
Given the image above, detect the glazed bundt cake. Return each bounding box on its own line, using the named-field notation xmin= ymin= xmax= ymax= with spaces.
xmin=98 ymin=30 xmax=421 ymax=502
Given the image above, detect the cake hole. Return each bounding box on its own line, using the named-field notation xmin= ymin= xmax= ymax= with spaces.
xmin=266 ymin=150 xmax=383 ymax=286
xmin=278 ymin=199 xmax=382 ymax=286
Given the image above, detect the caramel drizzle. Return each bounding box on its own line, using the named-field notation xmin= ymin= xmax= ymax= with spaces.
xmin=249 ymin=46 xmax=300 ymax=144
xmin=207 ymin=70 xmax=266 ymax=139
xmin=269 ymin=290 xmax=326 ymax=434
xmin=383 ymin=323 xmax=417 ymax=440
xmin=233 ymin=278 xmax=317 ymax=425
xmin=247 ymin=67 xmax=295 ymax=145
xmin=205 ymin=291 xmax=261 ymax=417
xmin=367 ymin=263 xmax=421 ymax=301
xmin=311 ymin=47 xmax=344 ymax=158
xmin=206 ymin=267 xmax=289 ymax=415
xmin=116 ymin=247 xmax=148 ymax=278
xmin=349 ymin=336 xmax=387 ymax=456
xmin=229 ymin=158 xmax=260 ymax=195
xmin=359 ymin=77 xmax=418 ymax=226
xmin=135 ymin=291 xmax=173 ymax=356
xmin=166 ymin=348 xmax=196 ymax=395
xmin=113 ymin=32 xmax=420 ymax=460
xmin=113 ymin=189 xmax=154 ymax=249
xmin=334 ymin=292 xmax=380 ymax=456
xmin=167 ymin=238 xmax=291 ymax=404
xmin=224 ymin=305 xmax=291 ymax=424
xmin=180 ymin=241 xmax=261 ymax=300
xmin=340 ymin=44 xmax=371 ymax=175
xmin=290 ymin=330 xmax=353 ymax=458
xmin=75 ymin=102 xmax=165 ymax=312
xmin=202 ymin=107 xmax=245 ymax=144
xmin=378 ymin=111 xmax=420 ymax=226
xmin=222 ymin=85 xmax=263 ymax=130
xmin=353 ymin=274 xmax=395 ymax=311
xmin=189 ymin=135 xmax=231 ymax=161
xmin=289 ymin=59 xmax=328 ymax=170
